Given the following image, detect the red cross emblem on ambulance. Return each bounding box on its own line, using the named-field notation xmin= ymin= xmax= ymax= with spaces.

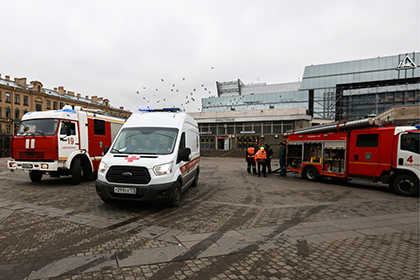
xmin=125 ymin=156 xmax=140 ymax=162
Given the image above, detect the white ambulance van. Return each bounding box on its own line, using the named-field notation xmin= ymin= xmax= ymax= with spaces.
xmin=95 ymin=108 xmax=200 ymax=207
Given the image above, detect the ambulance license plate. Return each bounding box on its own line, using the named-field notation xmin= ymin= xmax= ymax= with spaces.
xmin=114 ymin=187 xmax=136 ymax=194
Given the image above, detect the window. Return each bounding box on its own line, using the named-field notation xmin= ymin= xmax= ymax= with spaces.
xmin=263 ymin=122 xmax=271 ymax=134
xmin=6 ymin=109 xmax=11 ymax=118
xmin=227 ymin=124 xmax=234 ymax=135
xmin=217 ymin=125 xmax=225 ymax=135
xmin=401 ymin=133 xmax=419 ymax=154
xmin=53 ymin=101 xmax=57 ymax=110
xmin=283 ymin=122 xmax=293 ymax=134
xmin=273 ymin=122 xmax=281 ymax=134
xmin=244 ymin=122 xmax=252 ymax=132
xmin=177 ymin=132 xmax=186 ymax=163
xmin=6 ymin=125 xmax=11 ymax=134
xmin=60 ymin=102 xmax=64 ymax=109
xmin=15 ymin=110 xmax=19 ymax=120
xmin=94 ymin=119 xmax=105 ymax=135
xmin=199 ymin=124 xmax=208 ymax=133
xmin=59 ymin=121 xmax=76 ymax=136
xmin=209 ymin=125 xmax=217 ymax=135
xmin=356 ymin=134 xmax=379 ymax=147
xmin=111 ymin=127 xmax=178 ymax=155
xmin=15 ymin=94 xmax=20 ymax=104
xmin=36 ymin=104 xmax=42 ymax=111
xmin=235 ymin=123 xmax=243 ymax=134
xmin=46 ymin=100 xmax=51 ymax=109
xmin=253 ymin=122 xmax=261 ymax=134
xmin=5 ymin=92 xmax=11 ymax=103
xmin=23 ymin=96 xmax=28 ymax=106
xmin=18 ymin=119 xmax=59 ymax=136
xmin=0 ymin=91 xmax=2 ymax=101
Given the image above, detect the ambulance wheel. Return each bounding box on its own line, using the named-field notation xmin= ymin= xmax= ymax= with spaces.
xmin=71 ymin=158 xmax=81 ymax=185
xmin=169 ymin=182 xmax=182 ymax=207
xmin=392 ymin=174 xmax=419 ymax=197
xmin=29 ymin=171 xmax=43 ymax=182
xmin=303 ymin=166 xmax=319 ymax=182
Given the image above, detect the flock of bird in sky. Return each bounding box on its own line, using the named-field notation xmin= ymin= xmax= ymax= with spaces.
xmin=136 ymin=67 xmax=217 ymax=111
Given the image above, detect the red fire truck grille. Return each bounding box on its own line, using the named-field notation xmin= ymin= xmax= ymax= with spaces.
xmin=19 ymin=152 xmax=45 ymax=159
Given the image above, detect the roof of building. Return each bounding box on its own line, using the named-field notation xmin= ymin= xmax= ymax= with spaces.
xmin=188 ymin=107 xmax=310 ymax=123
xmin=0 ymin=75 xmax=130 ymax=113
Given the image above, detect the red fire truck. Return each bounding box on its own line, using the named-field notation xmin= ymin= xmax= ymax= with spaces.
xmin=8 ymin=105 xmax=126 ymax=184
xmin=285 ymin=118 xmax=420 ymax=196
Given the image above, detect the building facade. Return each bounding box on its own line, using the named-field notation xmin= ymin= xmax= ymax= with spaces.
xmin=202 ymin=52 xmax=419 ymax=121
xmin=301 ymin=52 xmax=419 ymax=120
xmin=0 ymin=74 xmax=131 ymax=154
xmin=195 ymin=52 xmax=419 ymax=152
xmin=189 ymin=108 xmax=311 ymax=151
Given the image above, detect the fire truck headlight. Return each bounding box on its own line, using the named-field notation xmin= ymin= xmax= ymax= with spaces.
xmin=98 ymin=161 xmax=107 ymax=173
xmin=153 ymin=162 xmax=173 ymax=176
xmin=41 ymin=164 xmax=49 ymax=169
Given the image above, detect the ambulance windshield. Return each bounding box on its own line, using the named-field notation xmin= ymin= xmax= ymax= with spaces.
xmin=17 ymin=119 xmax=59 ymax=137
xmin=111 ymin=127 xmax=178 ymax=155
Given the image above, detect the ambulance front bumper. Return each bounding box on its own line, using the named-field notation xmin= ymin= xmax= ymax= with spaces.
xmin=95 ymin=179 xmax=178 ymax=203
xmin=8 ymin=160 xmax=60 ymax=173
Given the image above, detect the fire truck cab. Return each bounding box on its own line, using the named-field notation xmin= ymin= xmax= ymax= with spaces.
xmin=8 ymin=105 xmax=126 ymax=184
xmin=286 ymin=119 xmax=419 ymax=197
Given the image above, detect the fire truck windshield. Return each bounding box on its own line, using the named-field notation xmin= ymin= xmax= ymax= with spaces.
xmin=17 ymin=119 xmax=59 ymax=136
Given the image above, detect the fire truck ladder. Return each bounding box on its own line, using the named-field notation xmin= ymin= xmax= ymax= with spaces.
xmin=284 ymin=117 xmax=381 ymax=135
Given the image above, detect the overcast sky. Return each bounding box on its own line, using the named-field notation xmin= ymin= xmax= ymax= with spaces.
xmin=1 ymin=0 xmax=419 ymax=113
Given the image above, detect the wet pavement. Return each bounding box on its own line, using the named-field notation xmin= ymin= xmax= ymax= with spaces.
xmin=0 ymin=156 xmax=418 ymax=279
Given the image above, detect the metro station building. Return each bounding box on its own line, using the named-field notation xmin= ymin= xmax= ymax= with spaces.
xmin=189 ymin=52 xmax=419 ymax=151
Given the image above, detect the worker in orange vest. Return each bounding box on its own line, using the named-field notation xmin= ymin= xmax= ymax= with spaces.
xmin=246 ymin=144 xmax=257 ymax=174
xmin=254 ymin=146 xmax=267 ymax=177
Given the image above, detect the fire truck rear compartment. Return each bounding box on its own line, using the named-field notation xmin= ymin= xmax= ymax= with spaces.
xmin=287 ymin=141 xmax=346 ymax=175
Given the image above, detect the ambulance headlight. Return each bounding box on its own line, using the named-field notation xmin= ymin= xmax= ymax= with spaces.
xmin=8 ymin=162 xmax=17 ymax=168
xmin=153 ymin=162 xmax=173 ymax=176
xmin=98 ymin=161 xmax=107 ymax=173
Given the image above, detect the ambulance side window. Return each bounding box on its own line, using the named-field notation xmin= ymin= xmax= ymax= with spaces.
xmin=401 ymin=133 xmax=419 ymax=154
xmin=356 ymin=133 xmax=378 ymax=147
xmin=177 ymin=132 xmax=186 ymax=163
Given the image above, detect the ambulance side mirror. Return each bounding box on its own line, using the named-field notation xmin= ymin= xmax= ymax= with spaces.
xmin=103 ymin=146 xmax=109 ymax=155
xmin=179 ymin=148 xmax=191 ymax=162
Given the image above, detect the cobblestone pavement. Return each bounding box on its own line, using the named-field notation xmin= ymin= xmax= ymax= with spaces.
xmin=0 ymin=156 xmax=418 ymax=280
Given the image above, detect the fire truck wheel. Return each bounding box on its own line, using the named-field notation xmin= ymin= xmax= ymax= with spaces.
xmin=392 ymin=174 xmax=419 ymax=197
xmin=169 ymin=182 xmax=182 ymax=207
xmin=71 ymin=158 xmax=81 ymax=185
xmin=29 ymin=171 xmax=43 ymax=182
xmin=303 ymin=166 xmax=319 ymax=182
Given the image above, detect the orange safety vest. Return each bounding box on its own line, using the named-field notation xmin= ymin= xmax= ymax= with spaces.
xmin=254 ymin=149 xmax=267 ymax=162
xmin=247 ymin=147 xmax=255 ymax=158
